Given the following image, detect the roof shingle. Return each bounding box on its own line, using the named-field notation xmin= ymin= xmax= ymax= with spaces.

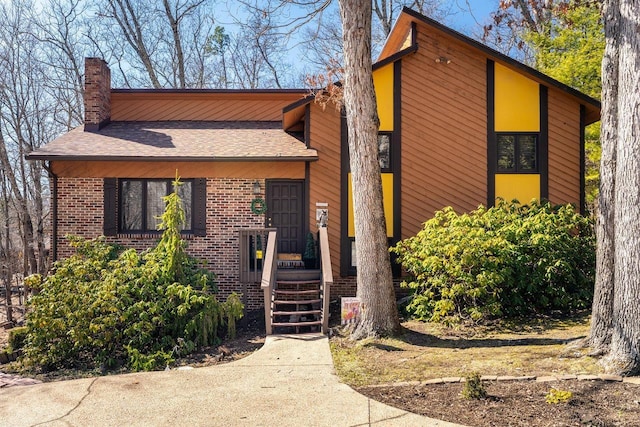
xmin=27 ymin=121 xmax=317 ymax=161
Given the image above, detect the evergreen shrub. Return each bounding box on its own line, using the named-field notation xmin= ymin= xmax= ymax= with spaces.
xmin=23 ymin=177 xmax=243 ymax=371
xmin=391 ymin=200 xmax=594 ymax=324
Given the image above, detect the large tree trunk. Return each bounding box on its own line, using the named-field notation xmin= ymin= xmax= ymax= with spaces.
xmin=338 ymin=0 xmax=401 ymax=339
xmin=602 ymin=0 xmax=640 ymax=376
xmin=589 ymin=0 xmax=619 ymax=354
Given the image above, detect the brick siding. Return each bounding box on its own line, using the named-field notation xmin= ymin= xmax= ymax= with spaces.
xmin=55 ymin=177 xmax=266 ymax=309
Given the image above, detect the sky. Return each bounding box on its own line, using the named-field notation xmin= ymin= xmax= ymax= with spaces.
xmin=444 ymin=0 xmax=499 ymax=35
xmin=216 ymin=0 xmax=503 ymax=84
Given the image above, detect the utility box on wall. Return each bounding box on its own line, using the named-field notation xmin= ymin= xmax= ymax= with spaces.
xmin=316 ymin=202 xmax=328 ymax=228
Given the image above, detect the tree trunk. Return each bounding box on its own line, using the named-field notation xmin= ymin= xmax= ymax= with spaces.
xmin=338 ymin=0 xmax=401 ymax=339
xmin=589 ymin=0 xmax=619 ymax=354
xmin=602 ymin=0 xmax=640 ymax=376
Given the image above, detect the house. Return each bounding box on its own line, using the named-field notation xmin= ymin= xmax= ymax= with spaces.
xmin=27 ymin=8 xmax=600 ymax=332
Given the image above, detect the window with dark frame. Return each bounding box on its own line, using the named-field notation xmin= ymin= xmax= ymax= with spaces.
xmin=496 ymin=134 xmax=538 ymax=173
xmin=346 ymin=132 xmax=394 ymax=274
xmin=378 ymin=133 xmax=392 ymax=171
xmin=119 ymin=179 xmax=193 ymax=233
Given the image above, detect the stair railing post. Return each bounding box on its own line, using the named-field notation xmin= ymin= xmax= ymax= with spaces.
xmin=318 ymin=227 xmax=333 ymax=334
xmin=261 ymin=230 xmax=277 ymax=334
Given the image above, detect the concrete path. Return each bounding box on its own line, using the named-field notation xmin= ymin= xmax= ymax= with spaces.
xmin=0 ymin=334 xmax=463 ymax=426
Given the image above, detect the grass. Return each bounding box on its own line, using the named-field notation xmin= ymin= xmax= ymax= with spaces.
xmin=330 ymin=312 xmax=601 ymax=387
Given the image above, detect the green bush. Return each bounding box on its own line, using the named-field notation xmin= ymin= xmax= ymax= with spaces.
xmin=461 ymin=372 xmax=487 ymax=399
xmin=23 ymin=177 xmax=243 ymax=372
xmin=391 ymin=200 xmax=594 ymax=324
xmin=8 ymin=327 xmax=28 ymax=351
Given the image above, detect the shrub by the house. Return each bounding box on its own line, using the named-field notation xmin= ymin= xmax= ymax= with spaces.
xmin=23 ymin=178 xmax=243 ymax=372
xmin=391 ymin=200 xmax=594 ymax=324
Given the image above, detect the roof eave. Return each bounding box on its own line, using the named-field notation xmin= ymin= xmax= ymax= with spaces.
xmin=25 ymin=154 xmax=318 ymax=162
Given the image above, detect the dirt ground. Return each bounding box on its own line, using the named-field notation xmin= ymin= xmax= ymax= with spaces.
xmin=359 ymin=380 xmax=640 ymax=427
xmin=331 ymin=314 xmax=640 ymax=427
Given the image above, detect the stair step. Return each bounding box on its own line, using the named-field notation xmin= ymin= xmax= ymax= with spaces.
xmin=273 ymin=299 xmax=321 ymax=305
xmin=276 ymin=280 xmax=320 ymax=286
xmin=273 ymin=310 xmax=322 ymax=316
xmin=274 ymin=289 xmax=319 ymax=295
xmin=272 ymin=320 xmax=322 ymax=327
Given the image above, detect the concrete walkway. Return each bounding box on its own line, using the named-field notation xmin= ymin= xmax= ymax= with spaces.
xmin=0 ymin=334 xmax=463 ymax=426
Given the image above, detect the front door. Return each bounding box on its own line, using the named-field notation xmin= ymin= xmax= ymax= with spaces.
xmin=266 ymin=180 xmax=305 ymax=255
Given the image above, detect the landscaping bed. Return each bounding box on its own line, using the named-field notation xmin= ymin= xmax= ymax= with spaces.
xmin=359 ymin=379 xmax=640 ymax=427
xmin=331 ymin=313 xmax=640 ymax=427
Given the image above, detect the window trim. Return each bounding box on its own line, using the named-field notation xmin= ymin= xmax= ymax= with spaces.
xmin=496 ymin=132 xmax=539 ymax=174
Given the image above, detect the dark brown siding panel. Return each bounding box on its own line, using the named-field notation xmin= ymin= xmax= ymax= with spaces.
xmin=400 ymin=25 xmax=488 ymax=239
xmin=193 ymin=178 xmax=207 ymax=236
xmin=547 ymin=88 xmax=581 ymax=206
xmin=103 ymin=178 xmax=117 ymax=236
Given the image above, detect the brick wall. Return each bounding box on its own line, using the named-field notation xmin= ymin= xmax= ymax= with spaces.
xmin=55 ymin=177 xmax=266 ymax=309
xmin=84 ymin=58 xmax=111 ymax=131
xmin=54 ymin=177 xmax=406 ymax=312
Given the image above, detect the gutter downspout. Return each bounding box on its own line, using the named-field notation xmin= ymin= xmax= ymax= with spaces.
xmin=42 ymin=161 xmax=57 ymax=263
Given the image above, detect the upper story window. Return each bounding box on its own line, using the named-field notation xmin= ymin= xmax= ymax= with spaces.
xmin=497 ymin=134 xmax=538 ymax=173
xmin=378 ymin=132 xmax=392 ymax=171
xmin=119 ymin=179 xmax=193 ymax=233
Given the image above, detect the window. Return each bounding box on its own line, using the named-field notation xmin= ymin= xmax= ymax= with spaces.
xmin=119 ymin=179 xmax=193 ymax=233
xmin=497 ymin=134 xmax=538 ymax=172
xmin=378 ymin=133 xmax=392 ymax=171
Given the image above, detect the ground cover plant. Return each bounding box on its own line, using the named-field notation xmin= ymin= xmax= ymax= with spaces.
xmin=20 ymin=178 xmax=242 ymax=372
xmin=391 ymin=200 xmax=595 ymax=324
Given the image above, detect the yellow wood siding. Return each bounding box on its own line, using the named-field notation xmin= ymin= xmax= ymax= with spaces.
xmin=495 ymin=174 xmax=540 ymax=204
xmin=348 ymin=173 xmax=393 ymax=237
xmin=111 ymin=92 xmax=305 ymax=122
xmin=548 ymin=88 xmax=581 ymax=205
xmin=373 ymin=64 xmax=394 ymax=131
xmin=52 ymin=161 xmax=306 ymax=179
xmin=494 ymin=63 xmax=540 ymax=132
xmin=400 ymin=26 xmax=488 ymax=239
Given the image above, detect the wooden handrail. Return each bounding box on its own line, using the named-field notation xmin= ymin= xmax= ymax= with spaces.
xmin=260 ymin=230 xmax=278 ymax=335
xmin=318 ymin=227 xmax=333 ymax=334
xmin=239 ymin=228 xmax=276 ymax=283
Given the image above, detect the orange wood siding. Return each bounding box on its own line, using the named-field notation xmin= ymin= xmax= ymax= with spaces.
xmin=400 ymin=26 xmax=488 ymax=239
xmin=547 ymin=88 xmax=581 ymax=205
xmin=111 ymin=92 xmax=306 ymax=122
xmin=52 ymin=161 xmax=306 ymax=179
xmin=307 ymin=104 xmax=342 ymax=275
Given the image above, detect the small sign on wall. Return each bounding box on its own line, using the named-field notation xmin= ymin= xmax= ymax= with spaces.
xmin=341 ymin=297 xmax=361 ymax=325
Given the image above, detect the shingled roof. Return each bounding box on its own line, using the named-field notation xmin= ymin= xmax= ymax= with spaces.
xmin=27 ymin=121 xmax=317 ymax=162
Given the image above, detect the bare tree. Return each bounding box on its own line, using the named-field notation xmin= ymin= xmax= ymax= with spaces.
xmin=226 ymin=7 xmax=291 ymax=88
xmin=95 ymin=0 xmax=218 ymax=88
xmin=34 ymin=0 xmax=88 ymax=130
xmin=0 ymin=0 xmax=51 ymax=277
xmin=339 ymin=0 xmax=401 ymax=339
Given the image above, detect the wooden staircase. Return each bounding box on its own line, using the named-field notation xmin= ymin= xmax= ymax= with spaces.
xmin=270 ymin=270 xmax=323 ymax=333
xmin=261 ymin=228 xmax=332 ymax=335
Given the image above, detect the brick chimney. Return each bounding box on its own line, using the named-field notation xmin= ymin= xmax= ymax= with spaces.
xmin=84 ymin=58 xmax=111 ymax=131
